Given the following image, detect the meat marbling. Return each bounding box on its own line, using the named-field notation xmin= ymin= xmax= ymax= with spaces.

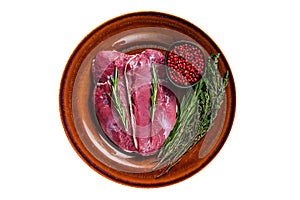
xmin=92 ymin=49 xmax=177 ymax=156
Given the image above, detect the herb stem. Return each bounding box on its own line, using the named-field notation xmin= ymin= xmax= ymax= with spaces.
xmin=150 ymin=64 xmax=158 ymax=123
xmin=124 ymin=57 xmax=138 ymax=149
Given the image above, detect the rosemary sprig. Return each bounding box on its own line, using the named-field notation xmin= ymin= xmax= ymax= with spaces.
xmin=150 ymin=64 xmax=158 ymax=123
xmin=153 ymin=53 xmax=229 ymax=177
xmin=153 ymin=81 xmax=205 ymax=173
xmin=108 ymin=66 xmax=128 ymax=131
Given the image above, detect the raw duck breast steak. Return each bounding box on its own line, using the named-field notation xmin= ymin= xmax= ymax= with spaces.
xmin=92 ymin=49 xmax=177 ymax=156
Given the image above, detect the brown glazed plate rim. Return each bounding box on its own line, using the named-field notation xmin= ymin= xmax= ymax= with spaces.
xmin=59 ymin=11 xmax=236 ymax=187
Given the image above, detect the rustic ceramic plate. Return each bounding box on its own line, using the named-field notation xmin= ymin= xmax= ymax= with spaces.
xmin=59 ymin=11 xmax=236 ymax=187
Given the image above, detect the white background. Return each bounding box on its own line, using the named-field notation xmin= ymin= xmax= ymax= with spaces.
xmin=1 ymin=0 xmax=299 ymax=199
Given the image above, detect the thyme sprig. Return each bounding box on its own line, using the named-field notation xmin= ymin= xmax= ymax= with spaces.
xmin=153 ymin=53 xmax=229 ymax=177
xmin=150 ymin=64 xmax=158 ymax=123
xmin=108 ymin=66 xmax=128 ymax=131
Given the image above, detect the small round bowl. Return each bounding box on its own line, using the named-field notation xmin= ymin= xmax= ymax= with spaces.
xmin=165 ymin=40 xmax=206 ymax=88
xmin=59 ymin=11 xmax=236 ymax=187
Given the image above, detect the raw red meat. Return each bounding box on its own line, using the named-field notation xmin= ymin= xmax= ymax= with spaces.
xmin=92 ymin=49 xmax=177 ymax=156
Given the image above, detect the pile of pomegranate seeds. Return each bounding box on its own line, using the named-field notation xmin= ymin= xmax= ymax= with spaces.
xmin=166 ymin=42 xmax=205 ymax=87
